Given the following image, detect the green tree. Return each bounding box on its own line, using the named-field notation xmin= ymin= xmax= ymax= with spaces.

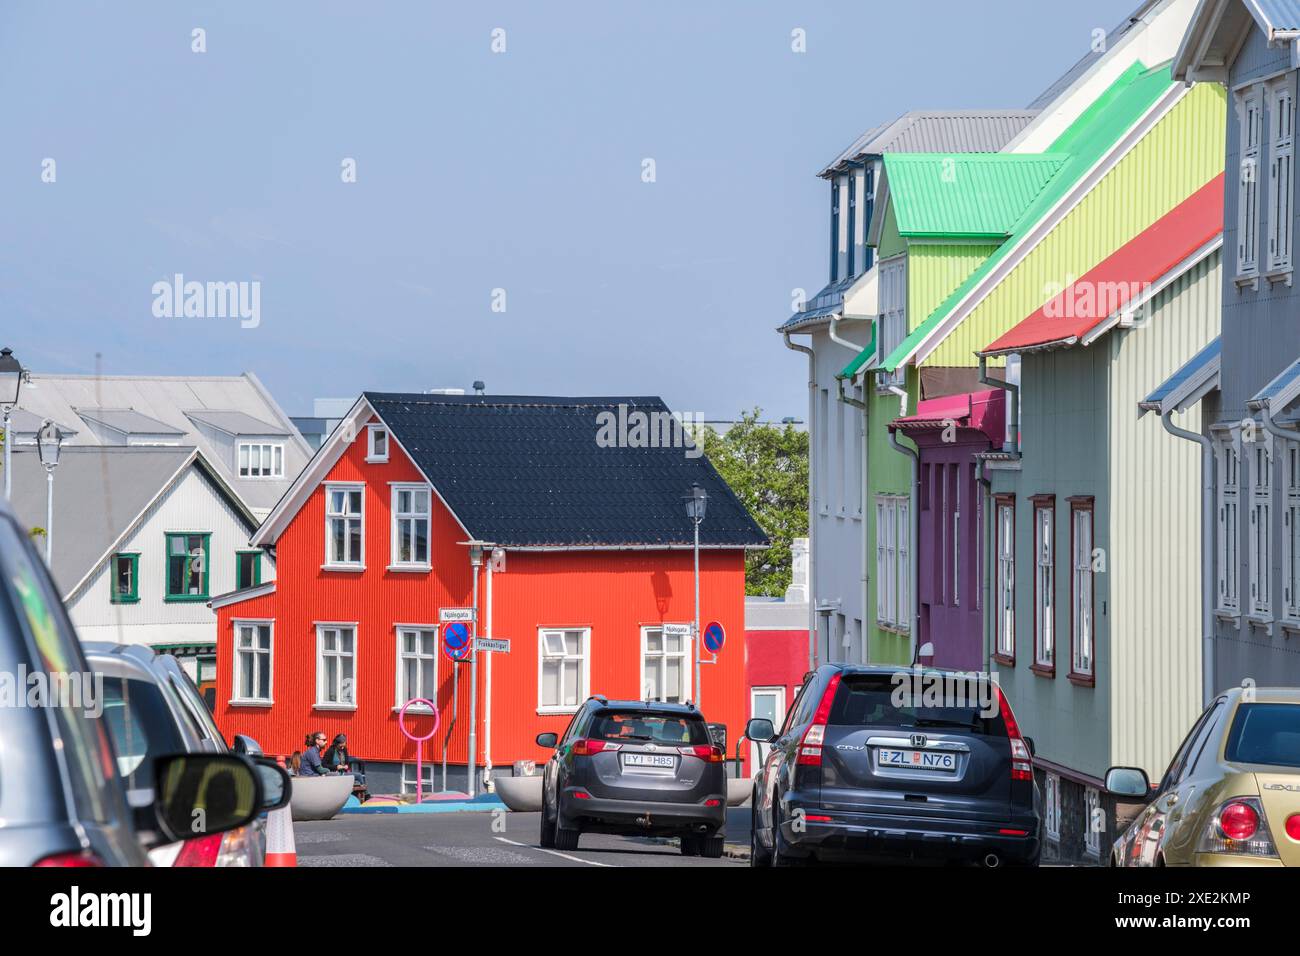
xmin=702 ymin=408 xmax=808 ymax=596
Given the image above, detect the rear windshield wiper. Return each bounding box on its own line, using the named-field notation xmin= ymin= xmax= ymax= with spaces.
xmin=909 ymin=718 xmax=978 ymax=730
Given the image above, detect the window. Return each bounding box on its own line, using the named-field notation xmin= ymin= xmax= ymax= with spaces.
xmin=1044 ymin=772 xmax=1061 ymax=841
xmin=1217 ymin=438 xmax=1241 ymax=613
xmin=1032 ymin=498 xmax=1055 ymax=674
xmin=1269 ymin=73 xmax=1295 ymax=273
xmin=391 ymin=484 xmax=431 ymax=568
xmin=846 ymin=171 xmax=856 ymax=277
xmin=165 ymin=532 xmax=210 ymax=601
xmin=875 ymin=494 xmax=910 ymax=631
xmin=951 ymin=466 xmax=961 ymax=607
xmin=817 ymin=389 xmax=829 ymax=514
xmin=538 ymin=628 xmax=588 ymax=712
xmin=109 ymin=552 xmax=139 ymax=604
xmin=1070 ymin=499 xmax=1095 ymax=684
xmin=232 ymin=621 xmax=272 ymax=703
xmin=877 ymin=256 xmax=907 ymax=388
xmin=325 ymin=483 xmax=364 ymax=567
xmin=995 ymin=496 xmax=1015 ymax=662
xmin=367 ymin=424 xmax=389 ymax=463
xmin=861 ymin=165 xmax=875 ymax=275
xmin=853 ymin=384 xmax=864 ymax=515
xmin=829 ymin=177 xmax=841 ymax=282
xmin=236 ymin=550 xmax=261 ymax=590
xmin=641 ymin=626 xmax=689 ymax=703
xmin=1239 ymin=86 xmax=1263 ymax=277
xmin=395 ymin=627 xmax=437 ymax=709
xmin=1283 ymin=441 xmax=1300 ymax=623
xmin=1249 ymin=436 xmax=1273 ymax=619
xmin=238 ymin=442 xmax=284 ymax=478
xmin=316 ymin=624 xmax=356 ymax=707
xmin=1083 ymin=786 xmax=1102 ymax=857
xmin=401 ymin=762 xmax=434 ymax=797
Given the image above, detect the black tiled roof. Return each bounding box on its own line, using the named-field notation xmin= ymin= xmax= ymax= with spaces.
xmin=366 ymin=393 xmax=770 ymax=549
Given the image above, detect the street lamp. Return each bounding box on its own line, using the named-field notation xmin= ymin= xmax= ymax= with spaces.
xmin=683 ymin=482 xmax=708 ymax=709
xmin=36 ymin=420 xmax=63 ymax=564
xmin=0 ymin=347 xmax=23 ymax=501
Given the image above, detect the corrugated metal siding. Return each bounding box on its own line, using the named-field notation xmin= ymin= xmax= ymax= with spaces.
xmin=822 ymin=111 xmax=1038 ymax=175
xmin=908 ymin=243 xmax=1000 ymax=335
xmin=926 ymin=83 xmax=1227 ymax=367
xmin=865 ymin=369 xmax=917 ymax=665
xmin=1107 ymin=252 xmax=1220 ymax=776
xmin=877 ymin=201 xmax=905 ymax=260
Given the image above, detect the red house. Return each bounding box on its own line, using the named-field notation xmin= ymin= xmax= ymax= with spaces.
xmin=210 ymin=393 xmax=767 ymax=795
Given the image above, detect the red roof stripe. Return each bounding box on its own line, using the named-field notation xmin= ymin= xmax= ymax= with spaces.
xmin=981 ymin=173 xmax=1225 ymax=355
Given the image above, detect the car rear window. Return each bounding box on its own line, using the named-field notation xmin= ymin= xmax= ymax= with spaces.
xmin=827 ymin=673 xmax=1007 ymax=737
xmin=1224 ymin=703 xmax=1300 ymax=768
xmin=587 ymin=711 xmax=709 ymax=745
xmin=102 ymin=676 xmax=188 ymax=791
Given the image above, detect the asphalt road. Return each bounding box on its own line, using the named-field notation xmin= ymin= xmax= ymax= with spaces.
xmin=294 ymin=807 xmax=750 ymax=867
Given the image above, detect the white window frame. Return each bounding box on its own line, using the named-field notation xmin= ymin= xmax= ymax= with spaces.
xmin=231 ymin=619 xmax=273 ymax=705
xmin=1268 ymin=73 xmax=1296 ymax=274
xmin=1071 ymin=501 xmax=1094 ymax=681
xmin=1044 ymin=771 xmax=1061 ymax=841
xmin=1248 ymin=432 xmax=1273 ymax=619
xmin=537 ymin=627 xmax=589 ymax=715
xmin=401 ymin=761 xmax=435 ymax=797
xmin=996 ymin=497 xmax=1016 ymax=660
xmin=1084 ymin=786 xmax=1102 ymax=857
xmin=876 ymin=255 xmax=907 ymax=389
xmin=875 ymin=494 xmax=910 ymax=632
xmin=367 ymin=423 xmax=390 ymax=463
xmin=394 ymin=625 xmax=438 ymax=711
xmin=1239 ymin=86 xmax=1263 ymax=278
xmin=238 ymin=441 xmax=285 ymax=479
xmin=324 ymin=482 xmax=365 ymax=569
xmin=1216 ymin=436 xmax=1241 ymax=614
xmin=390 ymin=482 xmax=432 ymax=570
xmin=1034 ymin=500 xmax=1055 ymax=671
xmin=315 ymin=622 xmax=358 ymax=710
xmin=640 ymin=625 xmax=690 ymax=704
xmin=1283 ymin=439 xmax=1300 ymax=624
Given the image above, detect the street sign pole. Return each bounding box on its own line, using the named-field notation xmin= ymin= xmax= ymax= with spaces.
xmin=693 ymin=515 xmax=701 ymax=711
xmin=441 ymin=663 xmax=457 ymax=792
xmin=468 ymin=548 xmax=482 ymax=798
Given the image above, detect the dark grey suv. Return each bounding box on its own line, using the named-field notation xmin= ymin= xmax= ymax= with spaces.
xmin=748 ymin=665 xmax=1041 ymax=867
xmin=537 ymin=697 xmax=728 ymax=857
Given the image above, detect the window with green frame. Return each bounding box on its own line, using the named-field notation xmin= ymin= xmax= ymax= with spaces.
xmin=165 ymin=533 xmax=210 ymax=602
xmin=236 ymin=550 xmax=262 ymax=590
xmin=109 ymin=553 xmax=139 ymax=604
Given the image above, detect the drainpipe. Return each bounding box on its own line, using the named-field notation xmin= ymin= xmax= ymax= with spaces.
xmin=1161 ymin=409 xmax=1215 ymax=706
xmin=468 ymin=544 xmax=483 ymax=797
xmin=979 ymin=355 xmax=1019 ymax=455
xmin=484 ymin=550 xmax=495 ymax=790
xmin=885 ymin=382 xmax=919 ymax=663
xmin=784 ymin=332 xmax=818 ymax=670
xmin=976 ymin=456 xmax=994 ymax=676
xmin=838 ymin=374 xmax=870 ymax=663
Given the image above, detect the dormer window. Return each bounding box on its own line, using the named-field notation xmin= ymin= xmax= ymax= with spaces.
xmin=367 ymin=424 xmax=389 ymax=463
xmin=239 ymin=442 xmax=284 ymax=478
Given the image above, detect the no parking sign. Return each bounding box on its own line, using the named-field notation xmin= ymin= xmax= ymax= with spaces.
xmin=702 ymin=621 xmax=725 ymax=654
xmin=443 ymin=621 xmax=472 ymax=662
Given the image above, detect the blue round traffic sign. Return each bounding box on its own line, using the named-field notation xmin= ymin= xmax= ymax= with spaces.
xmin=702 ymin=621 xmax=726 ymax=654
xmin=443 ymin=622 xmax=471 ymax=649
xmin=444 ymin=641 xmax=471 ymax=663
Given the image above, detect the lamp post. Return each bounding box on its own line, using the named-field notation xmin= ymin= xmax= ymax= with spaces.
xmin=0 ymin=348 xmax=24 ymax=501
xmin=684 ymin=482 xmax=708 ymax=709
xmin=36 ymin=420 xmax=63 ymax=564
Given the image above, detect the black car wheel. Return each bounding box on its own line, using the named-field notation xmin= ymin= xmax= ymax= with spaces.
xmin=679 ymin=835 xmax=701 ymax=856
xmin=749 ymin=800 xmax=772 ymax=867
xmin=699 ymin=835 xmax=725 ymax=859
xmin=554 ymin=824 xmax=581 ymax=852
xmin=539 ymin=793 xmax=556 ymax=849
xmin=771 ymin=801 xmax=802 ymax=867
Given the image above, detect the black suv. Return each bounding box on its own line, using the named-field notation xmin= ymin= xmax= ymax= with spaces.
xmin=537 ymin=697 xmax=728 ymax=857
xmin=747 ymin=665 xmax=1041 ymax=867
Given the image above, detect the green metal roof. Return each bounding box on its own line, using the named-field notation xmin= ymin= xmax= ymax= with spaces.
xmin=882 ymin=153 xmax=1067 ymax=239
xmin=843 ymin=61 xmax=1170 ymax=379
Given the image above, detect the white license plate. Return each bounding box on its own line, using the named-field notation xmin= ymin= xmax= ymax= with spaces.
xmin=622 ymin=753 xmax=676 ymax=770
xmin=878 ymin=748 xmax=956 ymax=771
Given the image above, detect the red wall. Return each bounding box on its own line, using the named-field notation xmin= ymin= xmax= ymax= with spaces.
xmin=742 ymin=627 xmax=809 ymax=774
xmin=215 ymin=418 xmax=749 ymax=771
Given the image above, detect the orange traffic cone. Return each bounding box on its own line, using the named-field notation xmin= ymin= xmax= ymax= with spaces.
xmin=264 ymin=803 xmax=296 ymax=867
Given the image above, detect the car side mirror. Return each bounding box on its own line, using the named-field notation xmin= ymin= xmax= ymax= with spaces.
xmin=745 ymin=718 xmax=776 ymax=743
xmin=1023 ymin=736 xmax=1036 ymax=757
xmin=252 ymin=757 xmax=292 ymax=812
xmin=536 ymin=732 xmax=558 ymax=749
xmin=1104 ymin=766 xmax=1151 ymax=799
xmin=232 ymin=734 xmax=264 ymax=757
xmin=150 ymin=753 xmax=263 ymax=846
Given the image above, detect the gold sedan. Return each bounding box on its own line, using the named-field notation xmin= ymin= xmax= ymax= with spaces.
xmin=1106 ymin=687 xmax=1300 ymax=867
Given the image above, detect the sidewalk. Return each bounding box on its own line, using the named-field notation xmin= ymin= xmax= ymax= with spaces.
xmin=340 ymin=791 xmax=507 ymax=814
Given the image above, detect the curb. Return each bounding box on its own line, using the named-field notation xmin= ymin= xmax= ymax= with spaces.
xmin=341 ymin=797 xmax=508 ymax=815
xmin=723 ymin=843 xmax=750 ymax=861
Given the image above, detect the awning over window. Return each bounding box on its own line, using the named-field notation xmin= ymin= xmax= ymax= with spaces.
xmin=1248 ymin=356 xmax=1300 ymax=413
xmin=1138 ymin=336 xmax=1220 ymax=417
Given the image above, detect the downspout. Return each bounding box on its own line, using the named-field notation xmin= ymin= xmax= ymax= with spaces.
xmin=1161 ymin=408 xmax=1215 ymax=706
xmin=976 ymin=456 xmax=994 ymax=676
xmin=784 ymin=331 xmax=818 ymax=669
xmin=484 ymin=550 xmax=494 ymax=789
xmin=979 ymin=354 xmax=1019 ymax=455
xmin=831 ymin=312 xmax=872 ymax=664
xmin=885 ymin=381 xmax=919 ymax=663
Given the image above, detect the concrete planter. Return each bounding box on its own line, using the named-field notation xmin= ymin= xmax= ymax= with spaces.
xmin=726 ymin=778 xmax=752 ymax=807
xmin=495 ymin=775 xmax=544 ymax=812
xmin=290 ymin=774 xmax=354 ymax=821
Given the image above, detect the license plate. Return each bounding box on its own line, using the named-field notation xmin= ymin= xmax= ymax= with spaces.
xmin=622 ymin=753 xmax=676 ymax=770
xmin=878 ymin=748 xmax=956 ymax=771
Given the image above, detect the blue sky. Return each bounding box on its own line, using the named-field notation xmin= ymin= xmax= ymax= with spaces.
xmin=0 ymin=0 xmax=1138 ymax=420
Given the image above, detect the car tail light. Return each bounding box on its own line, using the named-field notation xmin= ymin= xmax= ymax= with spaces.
xmin=805 ymin=814 xmax=832 ymax=823
xmin=998 ymin=828 xmax=1029 ymax=836
xmin=571 ymin=790 xmax=591 ymax=800
xmin=571 ymin=739 xmax=621 ymax=756
xmin=214 ymin=826 xmax=257 ymax=867
xmin=34 ymin=850 xmax=105 ymax=867
xmin=796 ymin=673 xmax=842 ymax=767
xmin=1197 ymin=797 xmax=1277 ymax=857
xmin=1287 ymin=814 xmax=1300 ymax=842
xmin=174 ymin=832 xmax=224 ymax=867
xmin=997 ymin=687 xmax=1033 ymax=782
xmin=677 ymin=744 xmax=725 ymax=763
xmin=704 ymin=799 xmax=722 ymax=807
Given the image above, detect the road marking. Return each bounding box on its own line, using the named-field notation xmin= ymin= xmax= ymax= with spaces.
xmin=493 ymin=836 xmax=615 ymax=867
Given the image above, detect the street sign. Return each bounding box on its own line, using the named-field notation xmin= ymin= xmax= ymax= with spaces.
xmin=444 ymin=641 xmax=471 ymax=663
xmin=702 ymin=620 xmax=726 ymax=654
xmin=474 ymin=638 xmax=511 ymax=653
xmin=443 ymin=621 xmax=472 ymax=649
xmin=440 ymin=608 xmax=475 ymax=623
xmin=663 ymin=622 xmax=693 ymax=638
